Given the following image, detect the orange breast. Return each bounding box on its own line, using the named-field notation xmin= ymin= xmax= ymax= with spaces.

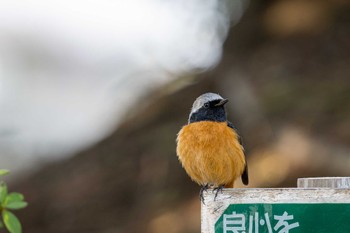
xmin=176 ymin=121 xmax=245 ymax=187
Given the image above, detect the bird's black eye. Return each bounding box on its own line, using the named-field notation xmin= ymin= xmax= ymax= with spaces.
xmin=204 ymin=103 xmax=210 ymax=108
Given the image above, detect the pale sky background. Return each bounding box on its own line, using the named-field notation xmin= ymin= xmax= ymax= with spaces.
xmin=0 ymin=0 xmax=247 ymax=172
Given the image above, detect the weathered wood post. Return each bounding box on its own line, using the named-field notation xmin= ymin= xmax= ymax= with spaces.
xmin=202 ymin=177 xmax=350 ymax=233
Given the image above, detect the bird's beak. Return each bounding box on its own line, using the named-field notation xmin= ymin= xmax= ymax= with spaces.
xmin=215 ymin=99 xmax=229 ymax=107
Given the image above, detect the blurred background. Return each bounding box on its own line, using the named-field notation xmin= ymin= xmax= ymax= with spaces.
xmin=1 ymin=0 xmax=350 ymax=232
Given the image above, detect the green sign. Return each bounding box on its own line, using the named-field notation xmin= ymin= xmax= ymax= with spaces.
xmin=215 ymin=203 xmax=350 ymax=233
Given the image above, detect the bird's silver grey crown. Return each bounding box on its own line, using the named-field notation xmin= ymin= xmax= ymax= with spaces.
xmin=190 ymin=92 xmax=223 ymax=115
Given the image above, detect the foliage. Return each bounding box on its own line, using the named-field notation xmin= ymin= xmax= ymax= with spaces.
xmin=0 ymin=170 xmax=27 ymax=233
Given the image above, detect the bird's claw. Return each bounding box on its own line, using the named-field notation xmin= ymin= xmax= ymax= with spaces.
xmin=199 ymin=184 xmax=209 ymax=204
xmin=213 ymin=185 xmax=224 ymax=201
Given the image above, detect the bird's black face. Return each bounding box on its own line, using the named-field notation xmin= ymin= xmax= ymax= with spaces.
xmin=189 ymin=99 xmax=228 ymax=123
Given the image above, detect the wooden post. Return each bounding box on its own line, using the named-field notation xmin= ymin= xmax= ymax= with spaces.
xmin=297 ymin=177 xmax=350 ymax=188
xmin=202 ymin=177 xmax=350 ymax=233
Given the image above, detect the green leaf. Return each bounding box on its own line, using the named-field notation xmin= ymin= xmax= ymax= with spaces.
xmin=0 ymin=170 xmax=9 ymax=176
xmin=5 ymin=201 xmax=28 ymax=210
xmin=0 ymin=182 xmax=8 ymax=204
xmin=3 ymin=192 xmax=27 ymax=210
xmin=0 ymin=220 xmax=3 ymax=228
xmin=5 ymin=193 xmax=24 ymax=204
xmin=2 ymin=210 xmax=21 ymax=233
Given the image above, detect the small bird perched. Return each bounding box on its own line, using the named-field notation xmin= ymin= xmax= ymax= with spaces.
xmin=176 ymin=93 xmax=248 ymax=200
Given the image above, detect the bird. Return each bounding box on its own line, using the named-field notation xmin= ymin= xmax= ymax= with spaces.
xmin=176 ymin=92 xmax=248 ymax=201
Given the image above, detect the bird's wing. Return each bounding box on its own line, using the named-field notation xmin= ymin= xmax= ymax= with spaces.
xmin=227 ymin=121 xmax=249 ymax=185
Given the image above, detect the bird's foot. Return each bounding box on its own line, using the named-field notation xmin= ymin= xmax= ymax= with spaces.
xmin=213 ymin=185 xmax=224 ymax=201
xmin=199 ymin=184 xmax=209 ymax=204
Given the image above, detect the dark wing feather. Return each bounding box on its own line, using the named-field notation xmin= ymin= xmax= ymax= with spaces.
xmin=227 ymin=121 xmax=249 ymax=185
